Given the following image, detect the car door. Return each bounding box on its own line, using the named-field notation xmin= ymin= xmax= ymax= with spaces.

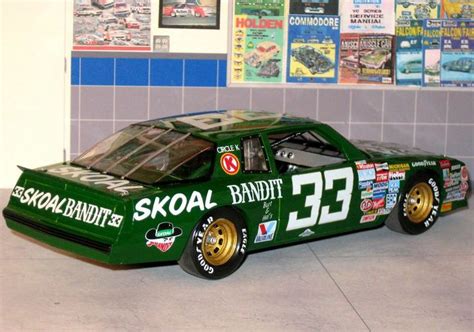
xmin=264 ymin=130 xmax=365 ymax=243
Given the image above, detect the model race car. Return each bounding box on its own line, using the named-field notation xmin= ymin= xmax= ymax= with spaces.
xmin=3 ymin=111 xmax=471 ymax=279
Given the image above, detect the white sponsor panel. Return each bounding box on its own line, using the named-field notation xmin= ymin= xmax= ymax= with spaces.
xmin=228 ymin=179 xmax=283 ymax=204
xmin=133 ymin=190 xmax=216 ymax=221
xmin=13 ymin=187 xmax=123 ymax=228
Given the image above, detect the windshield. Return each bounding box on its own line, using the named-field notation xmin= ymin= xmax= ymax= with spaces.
xmin=73 ymin=125 xmax=215 ymax=185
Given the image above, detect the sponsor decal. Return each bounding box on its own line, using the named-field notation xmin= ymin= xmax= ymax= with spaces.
xmin=375 ymin=162 xmax=389 ymax=172
xmin=220 ymin=153 xmax=240 ymax=175
xmin=451 ymin=164 xmax=461 ymax=171
xmin=298 ymin=229 xmax=315 ymax=238
xmin=376 ymin=171 xmax=389 ymax=183
xmin=358 ymin=181 xmax=373 ymax=190
xmin=389 ymin=163 xmax=410 ymax=172
xmin=145 ymin=222 xmax=182 ymax=252
xmin=389 ymin=171 xmax=405 ymax=181
xmin=356 ymin=162 xmax=376 ymax=182
xmin=13 ymin=187 xmax=123 ymax=228
xmin=217 ymin=144 xmax=240 ymax=154
xmin=373 ymin=190 xmax=386 ymax=199
xmin=360 ymin=214 xmax=377 ymax=223
xmin=48 ymin=166 xmax=143 ymax=194
xmin=255 ymin=220 xmax=277 ymax=243
xmin=377 ymin=208 xmax=391 ymax=215
xmin=361 ymin=190 xmax=373 ymax=199
xmin=385 ymin=193 xmax=398 ymax=209
xmin=228 ymin=179 xmax=283 ymax=205
xmin=373 ymin=197 xmax=385 ymax=210
xmin=441 ymin=202 xmax=452 ymax=213
xmin=461 ymin=166 xmax=469 ymax=182
xmin=439 ymin=159 xmax=451 ymax=169
xmin=133 ymin=190 xmax=216 ymax=221
xmin=373 ymin=182 xmax=388 ymax=191
xmin=262 ymin=201 xmax=273 ymax=222
xmin=411 ymin=160 xmax=436 ymax=167
xmin=460 ymin=181 xmax=469 ymax=193
xmin=360 ymin=199 xmax=373 ymax=212
xmin=388 ymin=180 xmax=401 ymax=194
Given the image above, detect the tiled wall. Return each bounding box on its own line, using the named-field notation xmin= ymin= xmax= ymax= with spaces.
xmin=71 ymin=53 xmax=474 ymax=171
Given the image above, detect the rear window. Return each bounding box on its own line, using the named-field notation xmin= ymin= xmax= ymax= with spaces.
xmin=73 ymin=125 xmax=215 ymax=185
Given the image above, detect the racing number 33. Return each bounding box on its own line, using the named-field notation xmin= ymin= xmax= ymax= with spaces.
xmin=287 ymin=167 xmax=354 ymax=231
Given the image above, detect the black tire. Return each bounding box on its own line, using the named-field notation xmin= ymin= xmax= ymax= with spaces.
xmin=387 ymin=173 xmax=441 ymax=235
xmin=178 ymin=207 xmax=248 ymax=279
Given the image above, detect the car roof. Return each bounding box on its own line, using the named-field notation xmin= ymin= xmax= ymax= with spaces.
xmin=137 ymin=110 xmax=322 ymax=142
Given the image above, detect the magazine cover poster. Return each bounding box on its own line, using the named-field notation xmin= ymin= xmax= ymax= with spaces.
xmin=440 ymin=20 xmax=474 ymax=87
xmin=422 ymin=19 xmax=442 ymax=86
xmin=231 ymin=1 xmax=285 ymax=83
xmin=441 ymin=0 xmax=473 ymax=19
xmin=159 ymin=0 xmax=220 ymax=29
xmin=396 ymin=20 xmax=423 ymax=86
xmin=339 ymin=33 xmax=360 ymax=83
xmin=73 ymin=0 xmax=151 ymax=51
xmin=287 ymin=15 xmax=340 ymax=84
xmin=395 ymin=0 xmax=440 ymax=23
xmin=358 ymin=34 xmax=394 ymax=84
xmin=340 ymin=0 xmax=395 ymax=34
xmin=290 ymin=0 xmax=339 ymax=15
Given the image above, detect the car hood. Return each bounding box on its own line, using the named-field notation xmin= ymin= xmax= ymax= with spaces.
xmin=351 ymin=140 xmax=439 ymax=159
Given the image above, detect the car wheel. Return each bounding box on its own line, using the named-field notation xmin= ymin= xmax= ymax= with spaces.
xmin=178 ymin=207 xmax=248 ymax=279
xmin=387 ymin=173 xmax=441 ymax=234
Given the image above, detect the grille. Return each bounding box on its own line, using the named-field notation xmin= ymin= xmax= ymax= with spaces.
xmin=3 ymin=208 xmax=112 ymax=254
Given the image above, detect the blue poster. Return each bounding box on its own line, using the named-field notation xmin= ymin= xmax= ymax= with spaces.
xmin=287 ymin=15 xmax=340 ymax=84
xmin=440 ymin=20 xmax=474 ymax=87
xmin=395 ymin=20 xmax=423 ymax=86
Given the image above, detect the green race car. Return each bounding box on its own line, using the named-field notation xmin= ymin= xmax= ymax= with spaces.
xmin=3 ymin=110 xmax=471 ymax=279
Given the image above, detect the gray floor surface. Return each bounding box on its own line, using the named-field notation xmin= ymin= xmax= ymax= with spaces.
xmin=0 ymin=189 xmax=472 ymax=331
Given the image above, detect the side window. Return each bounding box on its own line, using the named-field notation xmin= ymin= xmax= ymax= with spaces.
xmin=242 ymin=137 xmax=270 ymax=173
xmin=268 ymin=131 xmax=346 ymax=173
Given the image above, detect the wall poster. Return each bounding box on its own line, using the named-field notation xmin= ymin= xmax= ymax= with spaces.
xmin=440 ymin=20 xmax=474 ymax=87
xmin=422 ymin=19 xmax=442 ymax=87
xmin=396 ymin=20 xmax=423 ymax=86
xmin=230 ymin=0 xmax=286 ymax=83
xmin=159 ymin=0 xmax=220 ymax=29
xmin=289 ymin=0 xmax=339 ymax=15
xmin=287 ymin=15 xmax=340 ymax=84
xmin=395 ymin=0 xmax=440 ymax=23
xmin=441 ymin=0 xmax=473 ymax=19
xmin=73 ymin=0 xmax=151 ymax=51
xmin=340 ymin=0 xmax=395 ymax=34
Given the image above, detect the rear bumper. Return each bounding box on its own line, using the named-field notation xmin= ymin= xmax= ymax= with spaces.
xmin=3 ymin=208 xmax=117 ymax=264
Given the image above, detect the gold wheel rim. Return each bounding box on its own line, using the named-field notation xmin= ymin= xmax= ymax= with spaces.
xmin=201 ymin=218 xmax=238 ymax=266
xmin=405 ymin=182 xmax=433 ymax=223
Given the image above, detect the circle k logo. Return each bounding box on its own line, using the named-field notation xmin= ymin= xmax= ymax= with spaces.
xmin=360 ymin=199 xmax=373 ymax=212
xmin=220 ymin=153 xmax=240 ymax=176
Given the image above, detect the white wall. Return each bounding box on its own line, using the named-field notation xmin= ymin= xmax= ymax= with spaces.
xmin=1 ymin=0 xmax=69 ymax=188
xmin=152 ymin=0 xmax=228 ymax=53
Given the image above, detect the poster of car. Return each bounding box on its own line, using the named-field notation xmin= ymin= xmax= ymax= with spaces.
xmin=339 ymin=33 xmax=360 ymax=83
xmin=422 ymin=19 xmax=442 ymax=87
xmin=440 ymin=20 xmax=474 ymax=87
xmin=358 ymin=34 xmax=395 ymax=84
xmin=73 ymin=0 xmax=151 ymax=51
xmin=396 ymin=20 xmax=423 ymax=86
xmin=441 ymin=0 xmax=473 ymax=19
xmin=287 ymin=15 xmax=340 ymax=84
xmin=159 ymin=0 xmax=220 ymax=29
xmin=231 ymin=0 xmax=285 ymax=83
xmin=289 ymin=0 xmax=339 ymax=15
xmin=340 ymin=0 xmax=395 ymax=34
xmin=395 ymin=0 xmax=440 ymax=23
